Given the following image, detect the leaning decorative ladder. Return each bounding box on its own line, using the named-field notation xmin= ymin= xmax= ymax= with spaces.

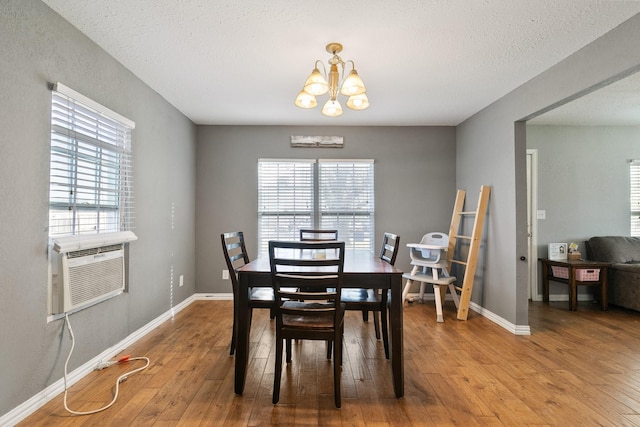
xmin=402 ymin=185 xmax=491 ymax=322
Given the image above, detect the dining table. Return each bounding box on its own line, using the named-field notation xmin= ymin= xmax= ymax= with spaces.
xmin=234 ymin=249 xmax=405 ymax=398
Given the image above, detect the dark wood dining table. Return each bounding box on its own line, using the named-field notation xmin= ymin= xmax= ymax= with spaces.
xmin=235 ymin=249 xmax=405 ymax=398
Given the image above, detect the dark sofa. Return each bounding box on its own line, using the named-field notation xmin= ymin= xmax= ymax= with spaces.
xmin=587 ymin=236 xmax=640 ymax=311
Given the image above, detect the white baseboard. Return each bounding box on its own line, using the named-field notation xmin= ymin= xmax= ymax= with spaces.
xmin=545 ymin=294 xmax=597 ymax=302
xmin=404 ymin=293 xmax=531 ymax=336
xmin=194 ymin=292 xmax=233 ymax=300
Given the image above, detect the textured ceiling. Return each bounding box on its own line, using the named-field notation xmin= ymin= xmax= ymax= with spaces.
xmin=41 ymin=0 xmax=640 ymax=126
xmin=529 ymin=71 xmax=640 ymax=126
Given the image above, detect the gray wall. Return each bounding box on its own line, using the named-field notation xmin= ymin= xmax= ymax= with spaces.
xmin=195 ymin=125 xmax=456 ymax=293
xmin=0 ymin=0 xmax=196 ymax=415
xmin=528 ymin=124 xmax=640 ymax=296
xmin=456 ymin=14 xmax=640 ymax=327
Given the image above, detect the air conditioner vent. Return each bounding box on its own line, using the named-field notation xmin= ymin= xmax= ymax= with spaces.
xmin=66 ymin=249 xmax=125 ymax=308
xmin=66 ymin=244 xmax=122 ymax=259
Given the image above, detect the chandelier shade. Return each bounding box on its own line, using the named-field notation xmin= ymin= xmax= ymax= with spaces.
xmin=294 ymin=43 xmax=369 ymax=117
xmin=322 ymin=99 xmax=343 ymax=117
xmin=346 ymin=93 xmax=369 ymax=110
xmin=303 ymin=67 xmax=329 ymax=96
xmin=294 ymin=90 xmax=317 ymax=109
xmin=340 ymin=70 xmax=366 ymax=96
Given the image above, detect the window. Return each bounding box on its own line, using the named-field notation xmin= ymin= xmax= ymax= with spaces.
xmin=48 ymin=83 xmax=135 ymax=237
xmin=631 ymin=160 xmax=640 ymax=236
xmin=258 ymin=159 xmax=315 ymax=252
xmin=318 ymin=160 xmax=375 ymax=249
xmin=258 ymin=158 xmax=374 ymax=253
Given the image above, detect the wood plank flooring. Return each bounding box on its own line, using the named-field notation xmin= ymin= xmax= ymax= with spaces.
xmin=19 ymin=298 xmax=640 ymax=426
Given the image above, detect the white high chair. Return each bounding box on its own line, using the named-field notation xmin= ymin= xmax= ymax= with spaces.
xmin=402 ymin=232 xmax=458 ymax=322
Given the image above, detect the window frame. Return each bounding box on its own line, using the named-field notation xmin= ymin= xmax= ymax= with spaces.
xmin=48 ymin=83 xmax=135 ymax=238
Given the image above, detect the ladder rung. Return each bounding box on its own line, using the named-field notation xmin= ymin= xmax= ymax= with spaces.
xmin=457 ymin=211 xmax=477 ymax=215
xmin=451 ymin=259 xmax=467 ymax=266
xmin=452 ymin=235 xmax=472 ymax=240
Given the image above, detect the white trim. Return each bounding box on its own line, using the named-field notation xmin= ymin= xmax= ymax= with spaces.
xmin=318 ymin=158 xmax=374 ymax=163
xmin=405 ymin=293 xmax=531 ymax=336
xmin=469 ymin=302 xmax=531 ymax=336
xmin=257 ymin=158 xmax=316 ymax=163
xmin=527 ymin=149 xmax=540 ymax=301
xmin=546 ymin=294 xmax=595 ymax=302
xmin=194 ymin=293 xmax=233 ymax=300
xmin=53 ymin=82 xmax=135 ymax=129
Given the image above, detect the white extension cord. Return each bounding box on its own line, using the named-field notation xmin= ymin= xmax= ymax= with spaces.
xmin=63 ymin=313 xmax=150 ymax=416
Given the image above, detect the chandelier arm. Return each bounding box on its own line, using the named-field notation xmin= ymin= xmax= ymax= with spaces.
xmin=344 ymin=60 xmax=355 ymax=73
xmin=315 ymin=60 xmax=327 ymax=79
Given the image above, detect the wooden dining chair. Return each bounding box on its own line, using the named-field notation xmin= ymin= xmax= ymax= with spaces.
xmin=269 ymin=239 xmax=346 ymax=408
xmin=299 ymin=229 xmax=339 ymax=242
xmin=221 ymin=231 xmax=275 ymax=356
xmin=341 ymin=232 xmax=400 ymax=359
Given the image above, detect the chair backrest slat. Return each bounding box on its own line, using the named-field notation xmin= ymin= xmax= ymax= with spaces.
xmin=299 ymin=229 xmax=339 ymax=242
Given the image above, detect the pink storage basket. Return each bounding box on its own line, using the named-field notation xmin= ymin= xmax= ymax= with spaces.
xmin=550 ymin=266 xmax=600 ymax=281
xmin=551 ymin=266 xmax=569 ymax=279
xmin=576 ymin=269 xmax=600 ymax=282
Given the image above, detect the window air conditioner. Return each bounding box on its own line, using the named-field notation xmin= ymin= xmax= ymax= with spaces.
xmin=51 ymin=231 xmax=137 ymax=313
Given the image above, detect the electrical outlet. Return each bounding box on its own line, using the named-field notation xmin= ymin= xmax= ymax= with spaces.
xmin=222 ymin=269 xmax=229 ymax=280
xmin=179 ymin=275 xmax=184 ymax=287
xmin=536 ymin=210 xmax=546 ymax=220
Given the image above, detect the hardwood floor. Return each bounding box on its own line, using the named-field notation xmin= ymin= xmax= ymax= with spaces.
xmin=19 ymin=298 xmax=640 ymax=426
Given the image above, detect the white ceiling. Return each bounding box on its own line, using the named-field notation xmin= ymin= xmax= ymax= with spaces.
xmin=41 ymin=0 xmax=640 ymax=126
xmin=528 ymin=71 xmax=640 ymax=126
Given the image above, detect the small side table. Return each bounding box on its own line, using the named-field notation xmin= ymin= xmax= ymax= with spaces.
xmin=539 ymin=258 xmax=609 ymax=311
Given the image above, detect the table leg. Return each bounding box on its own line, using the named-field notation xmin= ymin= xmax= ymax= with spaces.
xmin=601 ymin=268 xmax=608 ymax=310
xmin=541 ymin=260 xmax=550 ymax=303
xmin=389 ymin=273 xmax=404 ymax=398
xmin=234 ymin=273 xmax=250 ymax=395
xmin=569 ymin=268 xmax=577 ymax=311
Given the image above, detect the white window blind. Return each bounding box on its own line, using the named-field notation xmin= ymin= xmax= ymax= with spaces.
xmin=257 ymin=158 xmax=374 ymax=254
xmin=49 ymin=83 xmax=135 ymax=237
xmin=258 ymin=159 xmax=315 ymax=253
xmin=631 ymin=160 xmax=640 ymax=236
xmin=319 ymin=159 xmax=374 ymax=250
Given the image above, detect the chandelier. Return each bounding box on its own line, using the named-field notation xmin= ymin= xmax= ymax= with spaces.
xmin=294 ymin=43 xmax=369 ymax=117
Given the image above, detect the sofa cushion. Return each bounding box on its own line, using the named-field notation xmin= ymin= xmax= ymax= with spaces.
xmin=610 ymin=262 xmax=640 ymax=273
xmin=587 ymin=236 xmax=640 ymax=263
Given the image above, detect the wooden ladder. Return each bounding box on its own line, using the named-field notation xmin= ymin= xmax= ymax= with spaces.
xmin=403 ymin=185 xmax=491 ymax=321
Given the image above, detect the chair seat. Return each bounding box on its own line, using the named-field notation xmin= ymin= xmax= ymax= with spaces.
xmin=341 ymin=288 xmax=381 ymax=304
xmin=281 ymin=301 xmax=345 ymax=329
